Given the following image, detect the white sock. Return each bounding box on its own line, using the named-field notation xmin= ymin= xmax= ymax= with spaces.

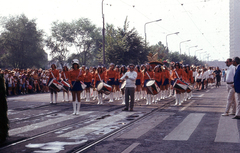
xmin=63 ymin=92 xmax=65 ymax=101
xmin=54 ymin=93 xmax=57 ymax=103
xmin=50 ymin=94 xmax=53 ymax=102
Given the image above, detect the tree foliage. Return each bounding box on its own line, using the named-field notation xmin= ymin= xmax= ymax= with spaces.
xmin=46 ymin=18 xmax=102 ymax=67
xmin=69 ymin=18 xmax=102 ymax=66
xmin=104 ymin=17 xmax=147 ymax=65
xmin=0 ymin=14 xmax=47 ymax=69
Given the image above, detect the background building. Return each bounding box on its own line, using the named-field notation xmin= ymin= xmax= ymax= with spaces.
xmin=230 ymin=0 xmax=240 ymax=58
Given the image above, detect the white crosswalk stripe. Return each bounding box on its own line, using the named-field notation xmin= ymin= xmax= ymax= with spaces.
xmin=163 ymin=113 xmax=205 ymax=141
xmin=215 ymin=116 xmax=240 ymax=143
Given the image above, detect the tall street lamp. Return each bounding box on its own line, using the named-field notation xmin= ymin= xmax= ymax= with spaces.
xmin=166 ymin=32 xmax=179 ymax=50
xmin=102 ymin=0 xmax=105 ymax=65
xmin=144 ymin=19 xmax=162 ymax=51
xmin=179 ymin=39 xmax=191 ymax=54
xmin=199 ymin=51 xmax=207 ymax=60
xmin=195 ymin=49 xmax=203 ymax=56
xmin=188 ymin=45 xmax=198 ymax=56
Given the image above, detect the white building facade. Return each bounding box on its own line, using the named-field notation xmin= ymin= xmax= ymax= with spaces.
xmin=230 ymin=0 xmax=240 ymax=58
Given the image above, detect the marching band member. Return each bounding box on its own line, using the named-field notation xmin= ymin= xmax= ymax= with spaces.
xmin=81 ymin=65 xmax=86 ymax=99
xmin=91 ymin=67 xmax=97 ymax=100
xmin=120 ymin=65 xmax=127 ymax=104
xmin=140 ymin=64 xmax=146 ymax=99
xmin=170 ymin=62 xmax=183 ymax=106
xmin=114 ymin=65 xmax=121 ymax=100
xmin=102 ymin=66 xmax=107 ymax=99
xmin=69 ymin=59 xmax=84 ymax=115
xmin=61 ymin=65 xmax=70 ymax=102
xmin=84 ymin=67 xmax=92 ymax=102
xmin=162 ymin=65 xmax=170 ymax=99
xmin=169 ymin=65 xmax=175 ymax=97
xmin=106 ymin=63 xmax=116 ymax=102
xmin=143 ymin=64 xmax=154 ymax=105
xmin=47 ymin=64 xmax=59 ymax=104
xmin=94 ymin=66 xmax=105 ymax=104
xmin=153 ymin=65 xmax=161 ymax=103
xmin=135 ymin=65 xmax=142 ymax=102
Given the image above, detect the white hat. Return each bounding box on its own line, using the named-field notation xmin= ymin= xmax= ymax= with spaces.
xmin=72 ymin=59 xmax=79 ymax=65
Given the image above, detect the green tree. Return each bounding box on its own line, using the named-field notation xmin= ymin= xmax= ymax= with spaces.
xmin=46 ymin=21 xmax=73 ymax=68
xmin=104 ymin=17 xmax=147 ymax=65
xmin=0 ymin=14 xmax=47 ymax=69
xmin=69 ymin=18 xmax=102 ymax=66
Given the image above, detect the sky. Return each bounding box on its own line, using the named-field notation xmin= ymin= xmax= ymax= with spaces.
xmin=0 ymin=0 xmax=229 ymax=61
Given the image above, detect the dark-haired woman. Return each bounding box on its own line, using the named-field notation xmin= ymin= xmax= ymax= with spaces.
xmin=47 ymin=64 xmax=59 ymax=104
xmin=153 ymin=65 xmax=162 ymax=103
xmin=91 ymin=67 xmax=97 ymax=100
xmin=114 ymin=65 xmax=121 ymax=100
xmin=69 ymin=59 xmax=84 ymax=115
xmin=94 ymin=66 xmax=105 ymax=104
xmin=84 ymin=67 xmax=92 ymax=102
xmin=106 ymin=63 xmax=116 ymax=102
xmin=170 ymin=62 xmax=183 ymax=106
xmin=135 ymin=65 xmax=142 ymax=101
xmin=61 ymin=65 xmax=70 ymax=102
xmin=120 ymin=65 xmax=127 ymax=104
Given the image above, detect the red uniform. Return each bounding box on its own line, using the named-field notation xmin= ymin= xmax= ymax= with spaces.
xmin=61 ymin=71 xmax=70 ymax=80
xmin=136 ymin=71 xmax=143 ymax=83
xmin=84 ymin=72 xmax=92 ymax=83
xmin=170 ymin=69 xmax=183 ymax=80
xmin=106 ymin=69 xmax=116 ymax=80
xmin=49 ymin=69 xmax=59 ymax=80
xmin=94 ymin=72 xmax=105 ymax=86
xmin=154 ymin=72 xmax=162 ymax=83
xmin=143 ymin=70 xmax=153 ymax=80
xmin=69 ymin=69 xmax=84 ymax=86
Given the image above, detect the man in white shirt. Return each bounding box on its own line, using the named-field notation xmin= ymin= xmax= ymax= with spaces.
xmin=120 ymin=64 xmax=137 ymax=111
xmin=222 ymin=58 xmax=236 ymax=116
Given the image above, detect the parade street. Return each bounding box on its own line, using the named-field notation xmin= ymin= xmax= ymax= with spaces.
xmin=0 ymin=83 xmax=239 ymax=153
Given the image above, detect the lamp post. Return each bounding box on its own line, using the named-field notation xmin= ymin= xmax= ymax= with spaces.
xmin=102 ymin=0 xmax=105 ymax=65
xmin=203 ymin=53 xmax=210 ymax=61
xmin=144 ymin=19 xmax=162 ymax=51
xmin=199 ymin=51 xmax=207 ymax=60
xmin=166 ymin=32 xmax=179 ymax=50
xmin=179 ymin=39 xmax=191 ymax=54
xmin=188 ymin=45 xmax=198 ymax=56
xmin=195 ymin=49 xmax=203 ymax=56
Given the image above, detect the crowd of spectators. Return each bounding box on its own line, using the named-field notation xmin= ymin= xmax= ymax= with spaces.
xmin=0 ymin=68 xmax=51 ymax=96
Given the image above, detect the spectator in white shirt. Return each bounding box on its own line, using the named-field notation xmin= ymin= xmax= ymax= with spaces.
xmin=222 ymin=58 xmax=236 ymax=116
xmin=195 ymin=70 xmax=202 ymax=90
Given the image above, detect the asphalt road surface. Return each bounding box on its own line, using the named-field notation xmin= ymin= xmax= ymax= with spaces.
xmin=0 ymin=82 xmax=239 ymax=153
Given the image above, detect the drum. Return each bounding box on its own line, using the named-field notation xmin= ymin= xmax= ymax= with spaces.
xmin=48 ymin=79 xmax=62 ymax=92
xmin=146 ymin=80 xmax=160 ymax=95
xmin=60 ymin=80 xmax=70 ymax=92
xmin=97 ymin=81 xmax=112 ymax=95
xmin=173 ymin=79 xmax=188 ymax=92
xmin=120 ymin=80 xmax=126 ymax=91
xmin=186 ymin=85 xmax=193 ymax=93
